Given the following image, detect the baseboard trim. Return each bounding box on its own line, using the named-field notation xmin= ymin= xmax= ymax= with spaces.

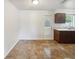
xmin=4 ymin=40 xmax=19 ymax=58
xmin=18 ymin=38 xmax=53 ymax=40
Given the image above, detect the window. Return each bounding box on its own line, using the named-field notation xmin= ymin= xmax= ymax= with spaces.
xmin=65 ymin=14 xmax=75 ymax=27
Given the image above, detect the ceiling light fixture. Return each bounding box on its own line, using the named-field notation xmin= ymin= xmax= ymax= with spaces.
xmin=32 ymin=0 xmax=39 ymax=5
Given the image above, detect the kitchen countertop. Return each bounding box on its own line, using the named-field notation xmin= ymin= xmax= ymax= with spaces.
xmin=55 ymin=28 xmax=75 ymax=31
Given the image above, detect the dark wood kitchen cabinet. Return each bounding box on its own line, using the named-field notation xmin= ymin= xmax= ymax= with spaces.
xmin=55 ymin=13 xmax=65 ymax=23
xmin=54 ymin=29 xmax=75 ymax=44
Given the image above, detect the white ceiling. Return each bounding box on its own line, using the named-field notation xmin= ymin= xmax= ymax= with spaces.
xmin=9 ymin=0 xmax=75 ymax=10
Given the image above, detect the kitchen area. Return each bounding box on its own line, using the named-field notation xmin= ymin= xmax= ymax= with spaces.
xmin=53 ymin=9 xmax=75 ymax=43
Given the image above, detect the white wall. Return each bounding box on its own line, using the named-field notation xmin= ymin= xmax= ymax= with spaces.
xmin=18 ymin=9 xmax=74 ymax=40
xmin=4 ymin=0 xmax=19 ymax=57
xmin=18 ymin=10 xmax=54 ymax=40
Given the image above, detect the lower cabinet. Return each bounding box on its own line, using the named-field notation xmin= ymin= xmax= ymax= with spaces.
xmin=54 ymin=29 xmax=75 ymax=43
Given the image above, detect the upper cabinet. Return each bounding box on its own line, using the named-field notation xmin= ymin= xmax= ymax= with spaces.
xmin=55 ymin=13 xmax=66 ymax=23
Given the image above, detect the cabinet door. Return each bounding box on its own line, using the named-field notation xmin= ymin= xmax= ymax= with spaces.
xmin=55 ymin=13 xmax=65 ymax=23
xmin=54 ymin=29 xmax=60 ymax=42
